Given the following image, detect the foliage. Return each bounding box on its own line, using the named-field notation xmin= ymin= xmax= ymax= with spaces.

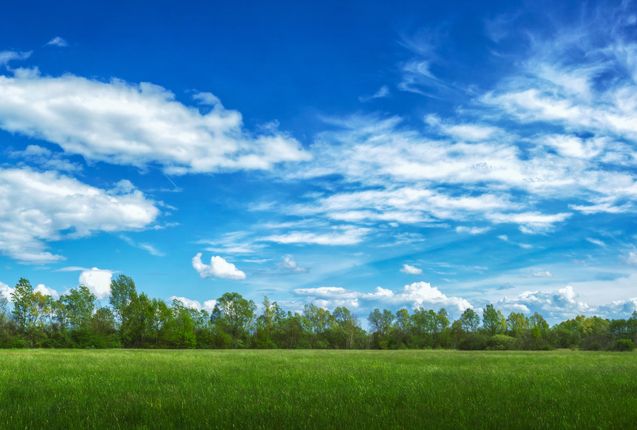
xmin=1 ymin=275 xmax=636 ymax=351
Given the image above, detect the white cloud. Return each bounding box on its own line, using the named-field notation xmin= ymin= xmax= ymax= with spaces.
xmin=0 ymin=168 xmax=159 ymax=263
xmin=295 ymin=281 xmax=471 ymax=315
xmin=0 ymin=71 xmax=310 ymax=174
xmin=46 ymin=37 xmax=68 ymax=47
xmin=262 ymin=226 xmax=369 ymax=246
xmin=192 ymin=253 xmax=246 ymax=280
xmin=0 ymin=50 xmax=31 ymax=66
xmin=359 ymin=85 xmax=390 ymax=102
xmin=9 ymin=144 xmax=82 ymax=173
xmin=487 ymin=212 xmax=571 ymax=234
xmin=280 ymin=255 xmax=307 ymax=273
xmin=455 ymin=226 xmax=491 ymax=235
xmin=627 ymin=252 xmax=637 ymax=265
xmin=34 ymin=283 xmax=59 ymax=298
xmin=0 ymin=282 xmax=13 ymax=301
xmin=586 ymin=238 xmax=607 ymax=248
xmin=79 ymin=268 xmax=113 ymax=299
xmin=170 ymin=296 xmax=217 ymax=312
xmin=401 ymin=264 xmax=422 ymax=275
xmin=119 ymin=235 xmax=164 ymax=257
xmin=496 ymin=285 xmax=637 ymax=322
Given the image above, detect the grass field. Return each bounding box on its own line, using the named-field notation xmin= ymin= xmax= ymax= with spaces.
xmin=0 ymin=350 xmax=636 ymax=429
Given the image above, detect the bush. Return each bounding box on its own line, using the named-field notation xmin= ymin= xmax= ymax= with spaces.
xmin=458 ymin=333 xmax=487 ymax=350
xmin=486 ymin=334 xmax=518 ymax=350
xmin=613 ymin=338 xmax=635 ymax=352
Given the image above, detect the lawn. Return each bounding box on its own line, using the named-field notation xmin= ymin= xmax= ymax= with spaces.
xmin=0 ymin=349 xmax=635 ymax=429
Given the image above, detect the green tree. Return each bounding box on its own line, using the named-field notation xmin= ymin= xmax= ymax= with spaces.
xmin=459 ymin=308 xmax=480 ymax=333
xmin=11 ymin=278 xmax=36 ymax=333
xmin=506 ymin=312 xmax=529 ymax=337
xmin=482 ymin=304 xmax=506 ymax=335
xmin=109 ymin=275 xmax=137 ymax=323
xmin=211 ymin=292 xmax=256 ymax=348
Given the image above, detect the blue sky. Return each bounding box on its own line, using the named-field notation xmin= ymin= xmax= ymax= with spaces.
xmin=1 ymin=0 xmax=637 ymax=323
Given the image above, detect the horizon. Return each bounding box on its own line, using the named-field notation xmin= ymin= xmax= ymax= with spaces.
xmin=1 ymin=0 xmax=637 ymax=325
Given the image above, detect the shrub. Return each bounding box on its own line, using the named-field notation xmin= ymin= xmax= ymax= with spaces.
xmin=613 ymin=338 xmax=635 ymax=352
xmin=486 ymin=334 xmax=518 ymax=350
xmin=458 ymin=333 xmax=487 ymax=350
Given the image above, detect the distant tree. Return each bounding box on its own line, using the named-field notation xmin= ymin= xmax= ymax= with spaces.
xmin=482 ymin=304 xmax=506 ymax=335
xmin=332 ymin=306 xmax=361 ymax=349
xmin=506 ymin=312 xmax=529 ymax=338
xmin=109 ymin=275 xmax=137 ymax=323
xmin=60 ymin=286 xmax=96 ymax=330
xmin=90 ymin=307 xmax=119 ymax=347
xmin=459 ymin=308 xmax=480 ymax=333
xmin=368 ymin=308 xmax=394 ymax=349
xmin=11 ymin=278 xmax=36 ymax=333
xmin=211 ymin=292 xmax=256 ymax=348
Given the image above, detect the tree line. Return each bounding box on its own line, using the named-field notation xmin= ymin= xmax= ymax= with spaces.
xmin=1 ymin=276 xmax=635 ymax=351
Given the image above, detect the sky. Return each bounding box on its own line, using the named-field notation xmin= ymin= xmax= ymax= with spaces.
xmin=1 ymin=0 xmax=637 ymax=323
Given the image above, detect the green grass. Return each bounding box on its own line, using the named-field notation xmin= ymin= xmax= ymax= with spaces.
xmin=0 ymin=350 xmax=636 ymax=429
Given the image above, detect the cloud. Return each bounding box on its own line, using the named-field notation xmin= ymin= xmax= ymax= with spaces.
xmin=295 ymin=281 xmax=472 ymax=315
xmin=280 ymin=255 xmax=307 ymax=273
xmin=0 ymin=50 xmax=31 ymax=66
xmin=0 ymin=168 xmax=159 ymax=263
xmin=487 ymin=212 xmax=571 ymax=234
xmin=9 ymin=144 xmax=82 ymax=173
xmin=192 ymin=253 xmax=246 ymax=280
xmin=34 ymin=283 xmax=59 ymax=298
xmin=0 ymin=70 xmax=310 ymax=174
xmin=170 ymin=296 xmax=217 ymax=312
xmin=119 ymin=235 xmax=165 ymax=257
xmin=359 ymin=85 xmax=390 ymax=102
xmin=586 ymin=238 xmax=607 ymax=248
xmin=46 ymin=37 xmax=68 ymax=47
xmin=496 ymin=285 xmax=637 ymax=322
xmin=262 ymin=226 xmax=369 ymax=246
xmin=79 ymin=268 xmax=113 ymax=299
xmin=455 ymin=226 xmax=491 ymax=235
xmin=401 ymin=264 xmax=422 ymax=275
xmin=0 ymin=282 xmax=14 ymax=301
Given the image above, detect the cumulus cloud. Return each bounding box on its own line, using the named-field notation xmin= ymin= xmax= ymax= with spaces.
xmin=0 ymin=282 xmax=13 ymax=301
xmin=9 ymin=144 xmax=82 ymax=173
xmin=295 ymin=281 xmax=471 ymax=315
xmin=0 ymin=70 xmax=310 ymax=174
xmin=192 ymin=253 xmax=246 ymax=280
xmin=34 ymin=283 xmax=59 ymax=298
xmin=496 ymin=285 xmax=637 ymax=322
xmin=0 ymin=168 xmax=159 ymax=263
xmin=401 ymin=264 xmax=422 ymax=275
xmin=79 ymin=268 xmax=113 ymax=299
xmin=170 ymin=296 xmax=217 ymax=312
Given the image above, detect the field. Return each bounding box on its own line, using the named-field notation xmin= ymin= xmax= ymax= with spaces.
xmin=0 ymin=350 xmax=636 ymax=429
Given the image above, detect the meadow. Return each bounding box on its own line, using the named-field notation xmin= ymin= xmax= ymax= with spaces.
xmin=0 ymin=350 xmax=636 ymax=429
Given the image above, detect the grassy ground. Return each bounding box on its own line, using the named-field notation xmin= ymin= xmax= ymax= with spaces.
xmin=0 ymin=350 xmax=635 ymax=429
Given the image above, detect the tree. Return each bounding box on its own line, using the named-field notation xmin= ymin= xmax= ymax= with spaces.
xmin=211 ymin=292 xmax=256 ymax=348
xmin=506 ymin=312 xmax=529 ymax=338
xmin=60 ymin=286 xmax=96 ymax=330
xmin=459 ymin=308 xmax=480 ymax=333
xmin=109 ymin=275 xmax=137 ymax=323
xmin=482 ymin=304 xmax=506 ymax=335
xmin=11 ymin=278 xmax=36 ymax=334
xmin=332 ymin=306 xmax=360 ymax=349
